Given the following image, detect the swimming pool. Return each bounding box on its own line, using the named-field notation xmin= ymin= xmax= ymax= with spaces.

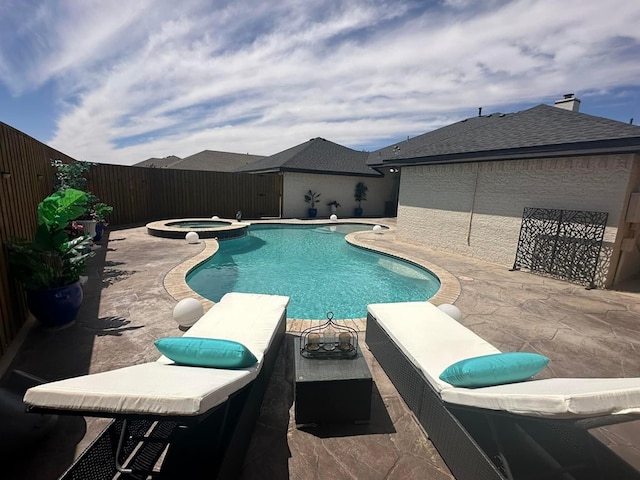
xmin=186 ymin=224 xmax=440 ymax=319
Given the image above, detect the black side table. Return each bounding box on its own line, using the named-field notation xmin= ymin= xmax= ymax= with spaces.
xmin=293 ymin=336 xmax=373 ymax=425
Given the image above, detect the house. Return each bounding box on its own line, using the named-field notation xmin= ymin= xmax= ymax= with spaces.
xmin=135 ymin=150 xmax=265 ymax=172
xmin=136 ymin=155 xmax=182 ymax=168
xmin=236 ymin=137 xmax=397 ymax=218
xmin=368 ymin=95 xmax=640 ymax=288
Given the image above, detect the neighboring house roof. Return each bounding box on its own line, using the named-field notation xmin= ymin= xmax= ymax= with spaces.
xmin=171 ymin=150 xmax=266 ymax=172
xmin=236 ymin=137 xmax=381 ymax=177
xmin=368 ymin=104 xmax=640 ymax=167
xmin=135 ymin=155 xmax=182 ymax=168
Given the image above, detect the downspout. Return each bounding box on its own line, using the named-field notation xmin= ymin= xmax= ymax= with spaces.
xmin=467 ymin=163 xmax=480 ymax=246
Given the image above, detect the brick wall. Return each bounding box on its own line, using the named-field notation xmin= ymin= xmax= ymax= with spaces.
xmin=397 ymin=154 xmax=636 ymax=287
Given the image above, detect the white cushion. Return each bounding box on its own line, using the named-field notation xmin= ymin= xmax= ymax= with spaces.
xmin=23 ymin=362 xmax=253 ymax=416
xmin=24 ymin=293 xmax=290 ymax=417
xmin=368 ymin=302 xmax=500 ymax=393
xmin=442 ymin=378 xmax=640 ymax=418
xmin=368 ymin=301 xmax=640 ymax=419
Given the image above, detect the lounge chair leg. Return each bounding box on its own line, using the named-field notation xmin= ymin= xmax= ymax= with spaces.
xmin=115 ymin=419 xmax=134 ymax=475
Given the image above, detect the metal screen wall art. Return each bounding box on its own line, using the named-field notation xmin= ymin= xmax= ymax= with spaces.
xmin=511 ymin=207 xmax=608 ymax=289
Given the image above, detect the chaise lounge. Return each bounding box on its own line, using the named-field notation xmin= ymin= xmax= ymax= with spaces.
xmin=23 ymin=292 xmax=290 ymax=479
xmin=366 ymin=301 xmax=640 ymax=480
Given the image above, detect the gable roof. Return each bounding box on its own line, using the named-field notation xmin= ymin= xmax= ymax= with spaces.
xmin=236 ymin=137 xmax=381 ymax=177
xmin=169 ymin=150 xmax=265 ymax=172
xmin=135 ymin=155 xmax=182 ymax=168
xmin=368 ymin=104 xmax=640 ymax=167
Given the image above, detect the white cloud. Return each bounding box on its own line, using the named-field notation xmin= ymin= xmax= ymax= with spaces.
xmin=1 ymin=0 xmax=639 ymax=164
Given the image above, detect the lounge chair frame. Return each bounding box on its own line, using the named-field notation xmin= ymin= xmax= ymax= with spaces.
xmin=365 ymin=312 xmax=640 ymax=480
xmin=30 ymin=309 xmax=287 ymax=480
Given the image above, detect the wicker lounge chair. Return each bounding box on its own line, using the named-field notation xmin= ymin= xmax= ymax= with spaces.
xmin=366 ymin=301 xmax=640 ymax=480
xmin=23 ymin=292 xmax=290 ymax=479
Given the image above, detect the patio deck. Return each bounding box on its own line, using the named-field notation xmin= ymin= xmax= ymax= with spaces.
xmin=2 ymin=220 xmax=640 ymax=479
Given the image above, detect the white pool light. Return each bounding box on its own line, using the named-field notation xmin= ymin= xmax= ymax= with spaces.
xmin=185 ymin=231 xmax=200 ymax=243
xmin=372 ymin=224 xmax=383 ymax=233
xmin=330 ymin=214 xmax=338 ymax=221
xmin=211 ymin=215 xmax=219 ymax=220
xmin=173 ymin=298 xmax=203 ymax=328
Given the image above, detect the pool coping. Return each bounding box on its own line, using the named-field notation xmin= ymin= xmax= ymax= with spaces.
xmin=163 ymin=218 xmax=461 ymax=333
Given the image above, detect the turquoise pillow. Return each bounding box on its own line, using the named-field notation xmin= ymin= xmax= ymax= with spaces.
xmin=155 ymin=337 xmax=257 ymax=369
xmin=439 ymin=352 xmax=549 ymax=388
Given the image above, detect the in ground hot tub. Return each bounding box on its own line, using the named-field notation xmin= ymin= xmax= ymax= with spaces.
xmin=146 ymin=218 xmax=248 ymax=240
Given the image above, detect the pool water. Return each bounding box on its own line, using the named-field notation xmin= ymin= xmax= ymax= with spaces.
xmin=186 ymin=224 xmax=440 ymax=319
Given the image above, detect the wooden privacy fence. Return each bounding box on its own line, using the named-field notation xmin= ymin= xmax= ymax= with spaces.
xmin=0 ymin=120 xmax=281 ymax=359
xmin=85 ymin=164 xmax=281 ymax=225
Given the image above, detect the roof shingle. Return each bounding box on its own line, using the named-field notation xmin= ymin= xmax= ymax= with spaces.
xmin=368 ymin=104 xmax=640 ymax=166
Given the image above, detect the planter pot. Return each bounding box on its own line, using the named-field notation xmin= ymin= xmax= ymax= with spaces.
xmin=308 ymin=208 xmax=318 ymax=218
xmin=76 ymin=220 xmax=97 ymax=240
xmin=94 ymin=222 xmax=104 ymax=242
xmin=354 ymin=207 xmax=363 ymax=217
xmin=27 ymin=281 xmax=83 ymax=328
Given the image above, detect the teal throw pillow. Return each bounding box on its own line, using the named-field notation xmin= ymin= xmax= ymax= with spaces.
xmin=439 ymin=352 xmax=549 ymax=388
xmin=155 ymin=337 xmax=258 ymax=369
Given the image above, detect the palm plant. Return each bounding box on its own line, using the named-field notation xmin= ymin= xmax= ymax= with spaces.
xmin=304 ymin=190 xmax=321 ymax=208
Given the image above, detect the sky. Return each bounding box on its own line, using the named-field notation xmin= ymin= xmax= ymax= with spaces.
xmin=1 ymin=0 xmax=640 ymax=166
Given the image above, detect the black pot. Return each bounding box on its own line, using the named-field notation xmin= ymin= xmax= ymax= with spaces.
xmin=354 ymin=207 xmax=363 ymax=217
xmin=308 ymin=208 xmax=318 ymax=218
xmin=27 ymin=281 xmax=83 ymax=328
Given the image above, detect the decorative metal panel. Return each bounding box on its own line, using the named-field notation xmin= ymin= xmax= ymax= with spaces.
xmin=511 ymin=208 xmax=608 ymax=288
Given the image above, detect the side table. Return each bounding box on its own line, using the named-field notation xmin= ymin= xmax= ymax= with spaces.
xmin=293 ymin=336 xmax=373 ymax=425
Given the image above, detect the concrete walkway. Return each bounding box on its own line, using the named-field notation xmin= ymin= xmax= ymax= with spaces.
xmin=2 ymin=220 xmax=640 ymax=479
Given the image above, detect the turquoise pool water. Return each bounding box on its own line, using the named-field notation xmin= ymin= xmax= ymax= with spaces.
xmin=186 ymin=224 xmax=440 ymax=319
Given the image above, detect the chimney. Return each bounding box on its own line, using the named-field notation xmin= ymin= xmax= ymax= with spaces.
xmin=554 ymin=93 xmax=581 ymax=112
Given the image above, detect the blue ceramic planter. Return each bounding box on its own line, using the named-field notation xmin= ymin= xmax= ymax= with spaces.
xmin=27 ymin=281 xmax=83 ymax=328
xmin=94 ymin=222 xmax=104 ymax=242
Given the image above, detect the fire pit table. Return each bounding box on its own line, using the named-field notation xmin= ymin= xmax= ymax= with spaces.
xmin=293 ymin=317 xmax=373 ymax=425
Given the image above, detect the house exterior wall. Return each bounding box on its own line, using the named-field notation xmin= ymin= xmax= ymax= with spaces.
xmin=396 ymin=154 xmax=636 ymax=287
xmin=282 ymin=171 xmax=396 ymax=219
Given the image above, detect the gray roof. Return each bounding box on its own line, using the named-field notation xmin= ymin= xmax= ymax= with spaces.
xmin=236 ymin=137 xmax=381 ymax=177
xmin=135 ymin=155 xmax=182 ymax=168
xmin=368 ymin=104 xmax=640 ymax=166
xmin=170 ymin=150 xmax=265 ymax=172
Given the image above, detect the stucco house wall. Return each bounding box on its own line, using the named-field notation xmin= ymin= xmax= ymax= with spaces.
xmin=396 ymin=154 xmax=637 ymax=287
xmin=282 ymin=171 xmax=396 ymax=219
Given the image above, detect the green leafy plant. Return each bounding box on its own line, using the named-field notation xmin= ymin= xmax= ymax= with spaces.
xmin=304 ymin=190 xmax=321 ymax=208
xmin=7 ymin=189 xmax=95 ymax=290
xmin=354 ymin=182 xmax=368 ymax=208
xmin=91 ymin=202 xmax=114 ymax=224
xmin=51 ymin=159 xmax=113 ymax=223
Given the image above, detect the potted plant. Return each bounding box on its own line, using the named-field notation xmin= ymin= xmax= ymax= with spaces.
xmin=6 ymin=188 xmax=95 ymax=327
xmin=91 ymin=202 xmax=113 ymax=242
xmin=327 ymin=200 xmax=341 ymax=215
xmin=354 ymin=182 xmax=368 ymax=216
xmin=51 ymin=159 xmax=113 ymax=242
xmin=304 ymin=190 xmax=321 ymax=218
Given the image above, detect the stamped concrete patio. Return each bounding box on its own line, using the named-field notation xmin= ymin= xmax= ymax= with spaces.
xmin=2 ymin=219 xmax=640 ymax=479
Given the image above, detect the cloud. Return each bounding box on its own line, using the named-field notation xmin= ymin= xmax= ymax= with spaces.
xmin=1 ymin=0 xmax=639 ymax=165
